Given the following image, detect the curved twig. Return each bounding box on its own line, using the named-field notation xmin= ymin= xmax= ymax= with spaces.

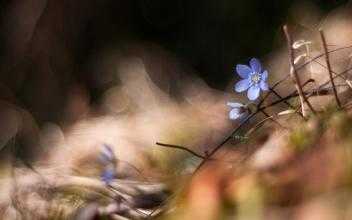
xmin=156 ymin=142 xmax=205 ymax=159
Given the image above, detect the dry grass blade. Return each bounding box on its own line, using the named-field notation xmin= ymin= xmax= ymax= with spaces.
xmin=283 ymin=25 xmax=317 ymax=117
xmin=319 ymin=29 xmax=342 ymax=108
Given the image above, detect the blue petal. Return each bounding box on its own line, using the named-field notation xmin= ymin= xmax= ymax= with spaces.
xmin=261 ymin=70 xmax=268 ymax=81
xmin=247 ymin=85 xmax=261 ymax=100
xmin=101 ymin=144 xmax=115 ymax=162
xmin=260 ymin=80 xmax=269 ymax=91
xmin=99 ymin=154 xmax=111 ymax=165
xmin=227 ymin=102 xmax=244 ymax=108
xmin=235 ymin=79 xmax=251 ymax=93
xmin=101 ymin=169 xmax=115 ymax=184
xmin=229 ymin=108 xmax=240 ymax=120
xmin=236 ymin=65 xmax=252 ymax=79
xmin=250 ymin=58 xmax=262 ymax=73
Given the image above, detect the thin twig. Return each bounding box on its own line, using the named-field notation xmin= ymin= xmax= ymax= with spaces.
xmin=318 ymin=66 xmax=352 ymax=89
xmin=283 ymin=25 xmax=317 ymax=117
xmin=156 ymin=142 xmax=206 ymax=159
xmin=193 ymin=113 xmax=257 ymax=173
xmin=107 ymin=186 xmax=149 ymax=218
xmin=270 ymin=88 xmax=294 ymax=109
xmin=310 ymin=57 xmax=349 ymax=82
xmin=117 ymin=159 xmax=149 ymax=181
xmin=256 ymin=80 xmax=341 ymax=113
xmin=155 ymin=142 xmax=242 ymax=163
xmin=299 ymin=45 xmax=352 ymax=71
xmin=260 ymin=109 xmax=287 ymax=129
xmin=270 ymin=87 xmax=304 ymax=119
xmin=245 ymin=115 xmax=274 ymax=137
xmin=261 ymin=84 xmax=348 ymax=112
xmin=319 ymin=30 xmax=342 ymax=108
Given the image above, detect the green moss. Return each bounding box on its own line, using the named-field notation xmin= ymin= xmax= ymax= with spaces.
xmin=288 ymin=126 xmax=314 ymax=152
xmin=329 ymin=111 xmax=352 ymax=140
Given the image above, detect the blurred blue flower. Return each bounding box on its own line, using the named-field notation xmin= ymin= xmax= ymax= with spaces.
xmin=99 ymin=144 xmax=116 ymax=165
xmin=227 ymin=102 xmax=248 ymax=120
xmin=99 ymin=144 xmax=117 ymax=184
xmin=235 ymin=58 xmax=269 ymax=100
xmin=101 ymin=167 xmax=115 ymax=185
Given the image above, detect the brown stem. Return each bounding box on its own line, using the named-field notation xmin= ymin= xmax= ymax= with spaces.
xmin=319 ymin=30 xmax=342 ymax=108
xmin=260 ymin=109 xmax=287 ymax=129
xmin=156 ymin=142 xmax=206 ymax=159
xmin=192 ymin=113 xmax=257 ymax=173
xmin=283 ymin=25 xmax=317 ymax=117
xmin=269 ymin=87 xmax=304 ymax=118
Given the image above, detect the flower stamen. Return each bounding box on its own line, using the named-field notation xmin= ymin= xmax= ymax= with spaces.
xmin=251 ymin=73 xmax=261 ymax=84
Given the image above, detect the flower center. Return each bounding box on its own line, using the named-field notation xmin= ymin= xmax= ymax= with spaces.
xmin=251 ymin=73 xmax=261 ymax=84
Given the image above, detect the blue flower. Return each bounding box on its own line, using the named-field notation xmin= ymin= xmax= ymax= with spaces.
xmin=99 ymin=144 xmax=117 ymax=184
xmin=227 ymin=102 xmax=248 ymax=120
xmin=235 ymin=58 xmax=269 ymax=100
xmin=99 ymin=144 xmax=116 ymax=165
xmin=101 ymin=167 xmax=115 ymax=185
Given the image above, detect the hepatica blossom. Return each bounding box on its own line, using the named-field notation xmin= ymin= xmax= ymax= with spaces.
xmin=235 ymin=58 xmax=269 ymax=100
xmin=227 ymin=102 xmax=248 ymax=120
